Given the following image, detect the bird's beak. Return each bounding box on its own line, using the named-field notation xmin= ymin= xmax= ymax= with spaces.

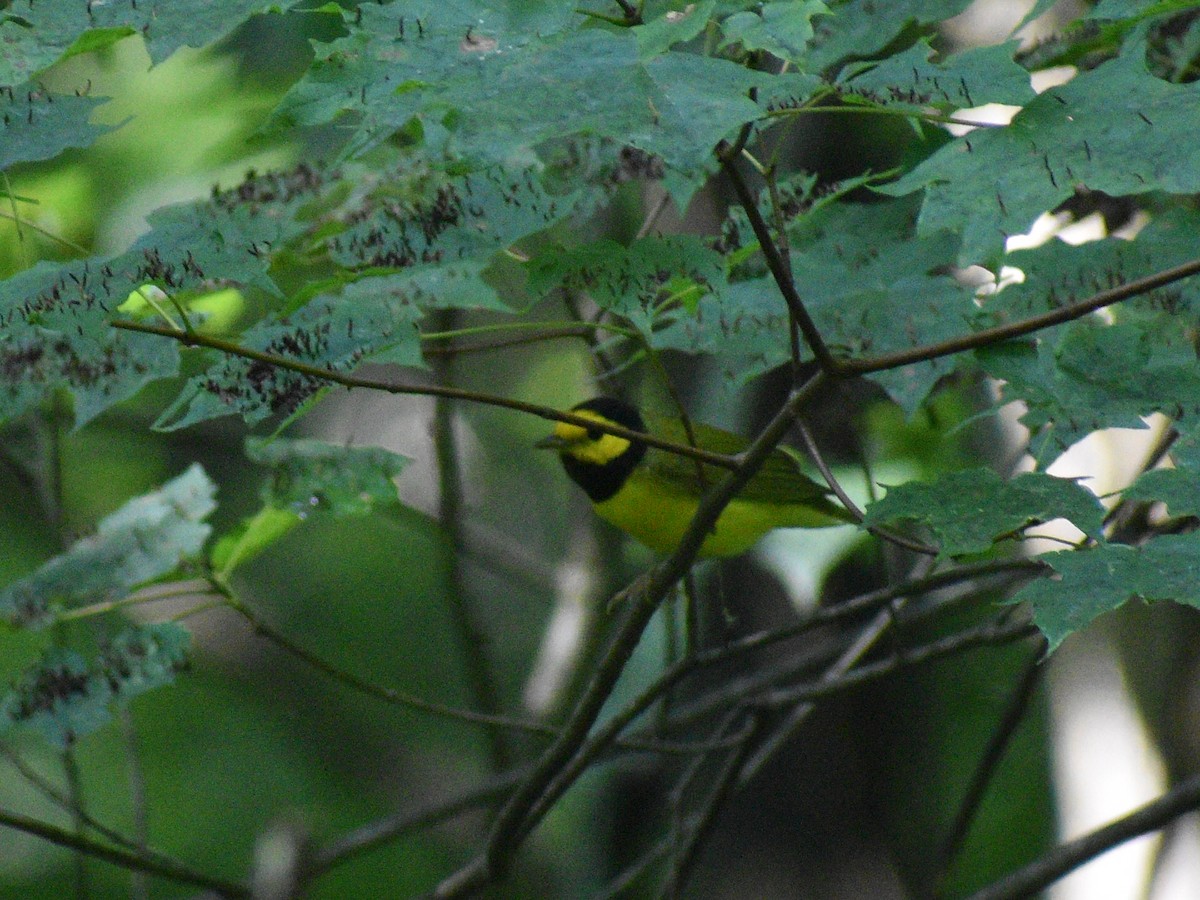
xmin=534 ymin=434 xmax=569 ymax=450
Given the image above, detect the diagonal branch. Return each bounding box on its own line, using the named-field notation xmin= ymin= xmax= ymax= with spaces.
xmin=964 ymin=773 xmax=1200 ymax=900
xmin=719 ymin=149 xmax=840 ymax=374
xmin=842 ymin=257 xmax=1200 ymax=375
xmin=108 ymin=318 xmax=739 ymax=470
xmin=0 ymin=806 xmax=249 ymax=897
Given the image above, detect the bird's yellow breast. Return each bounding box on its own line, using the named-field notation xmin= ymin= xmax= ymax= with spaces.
xmin=593 ymin=471 xmax=813 ymax=558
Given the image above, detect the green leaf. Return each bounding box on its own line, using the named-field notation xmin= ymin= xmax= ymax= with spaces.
xmin=986 ymin=208 xmax=1200 ymax=322
xmin=805 ymin=0 xmax=977 ymax=72
xmin=2 ymin=624 xmax=190 ymax=746
xmin=528 ymin=235 xmax=725 ymax=338
xmin=273 ymin=5 xmax=764 ymax=202
xmin=978 ymin=321 xmax=1200 ymax=456
xmin=152 ymin=272 xmax=435 ymax=431
xmin=210 ymin=506 xmax=300 ymax=580
xmin=329 ymin=167 xmax=600 ymax=279
xmin=119 ymin=200 xmax=288 ymax=299
xmin=99 ymin=622 xmax=191 ymax=698
xmin=720 ymin=1 xmax=829 ymax=62
xmin=884 ymin=31 xmax=1200 ymax=263
xmin=1123 ymin=467 xmax=1200 ymax=518
xmin=655 ymin=196 xmax=975 ymax=411
xmin=0 ymin=465 xmax=216 ymax=628
xmin=1015 ymin=534 xmax=1200 ymax=650
xmin=636 ymin=0 xmax=717 ymax=57
xmin=0 ymin=0 xmax=287 ymax=81
xmin=863 ymin=469 xmax=1106 ymax=556
xmin=247 ymin=437 xmax=409 ymax=518
xmin=0 ymin=277 xmax=181 ymax=428
xmin=0 ymin=173 xmax=334 ymax=426
xmin=0 ymin=82 xmax=112 ymax=168
xmin=1 ymin=648 xmax=109 ymax=747
xmin=840 ymin=40 xmax=1035 ymax=111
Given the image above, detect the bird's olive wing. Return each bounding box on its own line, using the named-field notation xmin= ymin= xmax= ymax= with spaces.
xmin=645 ymin=415 xmax=833 ymax=506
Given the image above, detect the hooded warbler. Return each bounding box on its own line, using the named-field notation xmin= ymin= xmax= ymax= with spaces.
xmin=537 ymin=397 xmax=855 ymax=558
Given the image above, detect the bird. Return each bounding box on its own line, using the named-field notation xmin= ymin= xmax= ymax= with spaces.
xmin=536 ymin=397 xmax=855 ymax=557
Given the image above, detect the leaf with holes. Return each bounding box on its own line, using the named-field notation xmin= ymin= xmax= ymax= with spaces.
xmin=249 ymin=437 xmax=409 ymax=518
xmin=0 ymin=81 xmax=111 ymax=167
xmin=883 ymin=31 xmax=1200 ymax=263
xmin=863 ymin=469 xmax=1105 ymax=556
xmin=0 ymin=0 xmax=288 ymax=82
xmin=0 ymin=465 xmax=215 ymax=628
xmin=1014 ymin=534 xmax=1200 ymax=650
xmin=2 ymin=624 xmax=190 ymax=746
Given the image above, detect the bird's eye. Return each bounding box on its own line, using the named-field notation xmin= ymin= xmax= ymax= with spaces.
xmin=586 ymin=426 xmax=602 ymax=441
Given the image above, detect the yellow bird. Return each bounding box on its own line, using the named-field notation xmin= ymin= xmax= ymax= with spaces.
xmin=537 ymin=397 xmax=854 ymax=557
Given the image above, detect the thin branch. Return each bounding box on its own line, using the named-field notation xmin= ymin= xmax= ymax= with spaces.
xmin=933 ymin=643 xmax=1047 ymax=894
xmin=719 ymin=149 xmax=840 ymax=373
xmin=309 ymin=768 xmax=530 ymax=876
xmin=736 ymin=600 xmax=904 ymax=783
xmin=108 ymin=318 xmax=739 ymax=470
xmin=215 ymin=584 xmax=558 ymax=738
xmin=793 ymin=420 xmax=938 ymax=555
xmin=432 ymin=310 xmax=511 ymax=772
xmin=0 ymin=806 xmax=249 ymax=897
xmin=1 ymin=171 xmax=28 ymax=266
xmin=658 ymin=616 xmax=1038 ymax=744
xmin=660 ymin=713 xmax=761 ymax=898
xmin=120 ymin=706 xmax=151 ymax=900
xmin=596 ymin=830 xmax=674 ymax=899
xmin=964 ymin=774 xmax=1200 ymax=900
xmin=421 ymin=324 xmax=602 ymax=356
xmin=62 ymin=738 xmax=90 ymax=899
xmin=520 ymin=559 xmax=1042 ymax=837
xmin=0 ymin=208 xmax=91 ymax=254
xmin=0 ymin=742 xmax=163 ymax=856
xmin=636 ymin=189 xmax=673 ymax=240
xmin=842 ymin=257 xmax=1200 ymax=375
xmin=216 ymin=577 xmax=745 ymax=758
xmin=754 ymin=618 xmax=1038 ymax=712
xmin=759 ymin=160 xmax=806 ymax=383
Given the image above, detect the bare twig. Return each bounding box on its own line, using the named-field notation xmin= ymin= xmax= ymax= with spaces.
xmin=520 ymin=559 xmax=1043 ymax=839
xmin=0 ymin=807 xmax=249 ymax=897
xmin=660 ymin=713 xmax=761 ymax=897
xmin=215 ymin=584 xmax=558 ymax=738
xmin=933 ymin=643 xmax=1047 ymax=893
xmin=793 ymin=420 xmax=939 ymax=555
xmin=120 ymin=707 xmax=151 ymax=900
xmin=736 ymin=600 xmax=904 ymax=783
xmin=842 ymin=258 xmax=1200 ymax=376
xmin=964 ymin=774 xmax=1200 ymax=900
xmin=432 ymin=310 xmax=511 ymax=772
xmin=308 ymin=768 xmax=530 ymax=876
xmin=719 ymin=149 xmax=839 ymax=373
xmin=109 ymin=318 xmax=738 ymax=470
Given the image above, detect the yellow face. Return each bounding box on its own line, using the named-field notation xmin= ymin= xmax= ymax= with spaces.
xmin=550 ymin=410 xmax=632 ymax=466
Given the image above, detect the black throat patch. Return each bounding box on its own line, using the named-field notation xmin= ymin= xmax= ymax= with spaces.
xmin=562 ymin=441 xmax=646 ymax=502
xmin=560 ymin=398 xmax=648 ymax=503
